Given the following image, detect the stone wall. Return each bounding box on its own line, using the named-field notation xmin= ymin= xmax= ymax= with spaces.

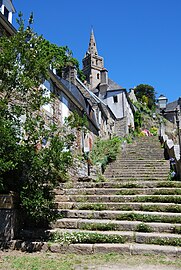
xmin=115 ymin=117 xmax=127 ymax=137
xmin=160 ymin=134 xmax=181 ymax=180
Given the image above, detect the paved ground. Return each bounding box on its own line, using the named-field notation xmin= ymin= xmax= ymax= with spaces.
xmin=76 ymin=265 xmax=181 ymax=270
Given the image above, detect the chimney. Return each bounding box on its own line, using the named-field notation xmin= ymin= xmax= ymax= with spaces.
xmin=99 ymin=68 xmax=108 ymax=99
xmin=62 ymin=65 xmax=77 ymax=85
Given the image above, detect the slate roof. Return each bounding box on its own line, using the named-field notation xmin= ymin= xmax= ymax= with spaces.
xmin=107 ymin=78 xmax=125 ymax=91
xmin=166 ymin=98 xmax=181 ymax=112
xmin=0 ymin=12 xmax=16 ymax=36
xmin=49 ymin=72 xmax=99 ymax=131
xmin=58 ymin=77 xmax=87 ymax=112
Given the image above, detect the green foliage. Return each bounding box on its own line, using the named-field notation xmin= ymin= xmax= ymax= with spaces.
xmin=173 ymin=226 xmax=181 ymax=234
xmin=134 ymin=84 xmax=156 ymax=109
xmin=0 ymin=15 xmax=78 ymax=226
xmin=116 ymin=190 xmax=138 ymax=195
xmin=150 ymin=127 xmax=158 ymax=136
xmin=134 ymin=111 xmax=142 ymax=130
xmin=65 ymin=111 xmax=88 ymax=132
xmin=95 ymin=173 xmax=108 ymax=183
xmin=140 ymin=204 xmax=181 ymax=213
xmin=80 ymin=222 xmax=117 ymax=231
xmin=135 ymin=223 xmax=152 ymax=232
xmin=146 ymin=237 xmax=181 ymax=246
xmin=117 ymin=212 xmax=181 ymax=223
xmin=90 ymin=136 xmax=121 ymax=171
xmin=50 ymin=231 xmax=127 ymax=245
xmin=78 ymin=203 xmax=108 ymax=211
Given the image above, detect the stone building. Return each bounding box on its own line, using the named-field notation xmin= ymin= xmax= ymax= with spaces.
xmin=0 ymin=1 xmax=100 ymax=154
xmin=0 ymin=0 xmax=135 ymax=148
xmin=165 ymin=97 xmax=181 ymax=127
xmin=82 ymin=30 xmax=135 ymax=137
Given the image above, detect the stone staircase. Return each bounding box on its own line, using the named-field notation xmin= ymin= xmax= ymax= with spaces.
xmin=49 ymin=136 xmax=181 ymax=255
xmin=15 ymin=136 xmax=181 ymax=255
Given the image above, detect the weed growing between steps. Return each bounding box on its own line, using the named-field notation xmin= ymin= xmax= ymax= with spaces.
xmin=135 ymin=223 xmax=153 ymax=232
xmin=49 ymin=231 xmax=127 ymax=245
xmin=156 ymin=181 xmax=181 ymax=188
xmin=153 ymin=189 xmax=181 ymax=195
xmin=116 ymin=190 xmax=138 ymax=195
xmin=78 ymin=203 xmax=108 ymax=211
xmin=145 ymin=237 xmax=181 ymax=246
xmin=173 ymin=226 xmax=181 ymax=234
xmin=140 ymin=204 xmax=181 ymax=213
xmin=79 ymin=222 xmax=117 ymax=231
xmin=134 ymin=195 xmax=181 ymax=204
xmin=95 ymin=174 xmax=108 ymax=183
xmin=117 ymin=212 xmax=181 ymax=223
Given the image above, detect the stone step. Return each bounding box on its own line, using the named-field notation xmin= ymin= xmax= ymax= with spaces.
xmin=105 ymin=167 xmax=169 ymax=171
xmin=105 ymin=176 xmax=169 ymax=181
xmin=48 ymin=228 xmax=181 ymax=246
xmin=55 ymin=194 xmax=181 ymax=204
xmin=59 ymin=188 xmax=181 ymax=196
xmin=112 ymin=160 xmax=168 ymax=163
xmin=58 ymin=181 xmax=181 ymax=189
xmin=58 ymin=209 xmax=181 ymax=223
xmin=123 ymin=154 xmax=163 ymax=156
xmin=56 ymin=202 xmax=181 ymax=212
xmin=9 ymin=241 xmax=181 ymax=255
xmin=52 ymin=218 xmax=181 ymax=234
xmin=104 ymin=173 xmax=169 ymax=177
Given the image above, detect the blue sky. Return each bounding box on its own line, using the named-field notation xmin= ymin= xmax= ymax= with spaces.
xmin=13 ymin=0 xmax=181 ymax=103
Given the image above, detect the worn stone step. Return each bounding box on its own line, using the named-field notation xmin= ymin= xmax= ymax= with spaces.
xmin=112 ymin=161 xmax=169 ymax=166
xmin=60 ymin=188 xmax=181 ymax=196
xmin=55 ymin=194 xmax=181 ymax=203
xmin=9 ymin=241 xmax=181 ymax=256
xmin=58 ymin=209 xmax=181 ymax=223
xmin=58 ymin=181 xmax=181 ymax=190
xmin=56 ymin=202 xmax=181 ymax=212
xmin=52 ymin=218 xmax=181 ymax=234
xmin=105 ymin=167 xmax=169 ymax=171
xmin=104 ymin=173 xmax=169 ymax=178
xmin=48 ymin=228 xmax=181 ymax=246
xmin=105 ymin=176 xmax=169 ymax=181
xmin=116 ymin=153 xmax=164 ymax=160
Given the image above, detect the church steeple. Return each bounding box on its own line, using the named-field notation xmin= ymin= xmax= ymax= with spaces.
xmin=87 ymin=29 xmax=98 ymax=56
xmin=82 ymin=29 xmax=104 ymax=89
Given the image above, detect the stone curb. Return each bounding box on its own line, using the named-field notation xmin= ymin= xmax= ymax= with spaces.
xmin=5 ymin=241 xmax=181 ymax=256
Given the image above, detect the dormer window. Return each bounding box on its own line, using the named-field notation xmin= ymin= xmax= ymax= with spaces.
xmin=0 ymin=0 xmax=15 ymax=23
xmin=113 ymin=95 xmax=118 ymax=103
xmin=4 ymin=6 xmax=9 ymax=20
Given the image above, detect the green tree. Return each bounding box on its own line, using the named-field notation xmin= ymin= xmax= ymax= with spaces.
xmin=0 ymin=14 xmax=78 ymax=226
xmin=134 ymin=84 xmax=156 ymax=109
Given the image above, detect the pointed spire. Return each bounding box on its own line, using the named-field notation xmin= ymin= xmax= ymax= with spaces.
xmin=87 ymin=28 xmax=98 ymax=56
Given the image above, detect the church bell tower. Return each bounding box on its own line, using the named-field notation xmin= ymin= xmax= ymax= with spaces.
xmin=82 ymin=29 xmax=104 ymax=89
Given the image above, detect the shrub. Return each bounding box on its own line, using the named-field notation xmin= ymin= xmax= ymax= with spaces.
xmin=90 ymin=136 xmax=121 ymax=171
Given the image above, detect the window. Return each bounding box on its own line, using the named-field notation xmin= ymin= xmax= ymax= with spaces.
xmin=97 ymin=73 xmax=100 ymax=79
xmin=4 ymin=6 xmax=9 ymax=20
xmin=113 ymin=95 xmax=118 ymax=103
xmin=42 ymin=80 xmax=53 ymax=115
